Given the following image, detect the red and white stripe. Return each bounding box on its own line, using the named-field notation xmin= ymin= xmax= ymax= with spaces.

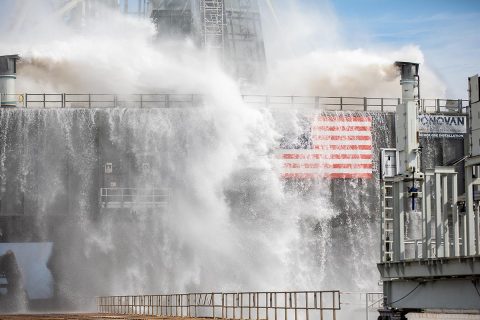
xmin=277 ymin=115 xmax=373 ymax=179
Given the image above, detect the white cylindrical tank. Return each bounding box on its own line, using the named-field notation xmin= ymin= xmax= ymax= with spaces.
xmin=0 ymin=55 xmax=20 ymax=107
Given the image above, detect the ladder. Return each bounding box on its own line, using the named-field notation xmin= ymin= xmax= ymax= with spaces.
xmin=381 ymin=179 xmax=394 ymax=261
xmin=200 ymin=0 xmax=225 ymax=52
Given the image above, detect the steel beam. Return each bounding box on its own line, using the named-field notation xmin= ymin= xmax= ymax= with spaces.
xmin=384 ymin=278 xmax=480 ymax=310
xmin=378 ymin=256 xmax=480 ymax=279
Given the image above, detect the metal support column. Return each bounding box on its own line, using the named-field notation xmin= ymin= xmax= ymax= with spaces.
xmin=452 ymin=173 xmax=459 ymax=256
xmin=423 ymin=171 xmax=433 ymax=258
xmin=435 ymin=173 xmax=444 ymax=257
xmin=465 ymin=165 xmax=476 ymax=255
xmin=393 ymin=180 xmax=405 ymax=260
xmin=442 ymin=174 xmax=450 ymax=257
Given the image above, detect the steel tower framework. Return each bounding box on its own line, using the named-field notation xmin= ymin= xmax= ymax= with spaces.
xmin=200 ymin=0 xmax=225 ymax=52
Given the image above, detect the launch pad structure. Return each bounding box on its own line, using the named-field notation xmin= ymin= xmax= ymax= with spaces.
xmin=1 ymin=1 xmax=480 ymax=319
xmin=2 ymin=51 xmax=480 ymax=318
xmin=378 ymin=63 xmax=480 ymax=319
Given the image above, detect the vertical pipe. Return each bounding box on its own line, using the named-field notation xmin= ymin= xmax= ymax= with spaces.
xmin=294 ymin=293 xmax=297 ymax=320
xmin=393 ymin=180 xmax=405 ymax=260
xmin=266 ymin=293 xmax=269 ymax=320
xmin=424 ymin=173 xmax=433 ymax=257
xmin=213 ymin=293 xmax=216 ymax=319
xmin=305 ymin=292 xmax=308 ymax=320
xmin=232 ymin=293 xmax=236 ymax=319
xmin=247 ymin=293 xmax=250 ymax=320
xmin=452 ymin=173 xmax=459 ymax=256
xmin=414 ymin=240 xmax=418 ymax=259
xmin=195 ymin=294 xmax=198 ymax=318
xmin=365 ymin=293 xmax=369 ymax=320
xmin=442 ymin=174 xmax=450 ymax=257
xmin=435 ymin=173 xmax=444 ymax=257
xmin=257 ymin=293 xmax=259 ymax=320
xmin=320 ymin=292 xmax=323 ymax=320
xmin=159 ymin=296 xmax=162 ymax=316
xmin=241 ymin=294 xmax=244 ymax=320
xmin=332 ymin=292 xmax=336 ymax=320
xmin=222 ymin=294 xmax=225 ymax=319
xmin=476 ymin=201 xmax=480 ymax=255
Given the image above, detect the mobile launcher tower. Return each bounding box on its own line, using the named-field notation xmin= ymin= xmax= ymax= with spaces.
xmin=150 ymin=0 xmax=267 ymax=84
xmin=26 ymin=0 xmax=267 ymax=84
xmin=378 ymin=63 xmax=480 ymax=319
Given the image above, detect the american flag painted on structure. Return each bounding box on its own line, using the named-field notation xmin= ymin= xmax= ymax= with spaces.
xmin=277 ymin=115 xmax=373 ymax=179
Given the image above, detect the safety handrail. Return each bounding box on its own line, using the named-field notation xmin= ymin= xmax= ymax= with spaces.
xmin=97 ymin=291 xmax=341 ymax=320
xmin=2 ymin=93 xmax=468 ymax=114
xmin=100 ymin=187 xmax=169 ymax=208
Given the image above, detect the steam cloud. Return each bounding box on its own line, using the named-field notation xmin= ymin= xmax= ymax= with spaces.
xmin=260 ymin=0 xmax=446 ymax=98
xmin=0 ymin=0 xmax=342 ymax=307
xmin=0 ymin=0 xmax=444 ymax=316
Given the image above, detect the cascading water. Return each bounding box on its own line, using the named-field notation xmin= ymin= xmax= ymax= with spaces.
xmin=0 ymin=103 xmax=394 ymax=312
xmin=0 ymin=1 xmax=454 ymax=317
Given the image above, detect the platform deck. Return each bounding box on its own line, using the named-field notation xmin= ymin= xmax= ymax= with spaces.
xmin=0 ymin=315 xmax=203 ymax=320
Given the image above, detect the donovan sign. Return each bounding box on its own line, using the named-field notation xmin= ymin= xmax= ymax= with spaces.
xmin=418 ymin=115 xmax=466 ymax=138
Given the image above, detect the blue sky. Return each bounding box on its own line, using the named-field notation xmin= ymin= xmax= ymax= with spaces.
xmin=1 ymin=0 xmax=479 ymax=97
xmin=302 ymin=0 xmax=480 ymax=97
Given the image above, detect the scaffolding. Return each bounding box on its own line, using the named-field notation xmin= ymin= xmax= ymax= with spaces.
xmin=200 ymin=0 xmax=225 ymax=52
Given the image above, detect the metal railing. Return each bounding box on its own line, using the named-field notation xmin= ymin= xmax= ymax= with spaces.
xmin=97 ymin=291 xmax=341 ymax=320
xmin=365 ymin=293 xmax=383 ymax=320
xmin=242 ymin=95 xmax=467 ymax=114
xmin=100 ymin=187 xmax=169 ymax=208
xmin=340 ymin=292 xmax=383 ymax=320
xmin=2 ymin=93 xmax=468 ymax=114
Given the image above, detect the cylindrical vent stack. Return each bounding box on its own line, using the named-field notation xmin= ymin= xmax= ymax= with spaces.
xmin=0 ymin=55 xmax=20 ymax=107
xmin=394 ymin=61 xmax=419 ymax=102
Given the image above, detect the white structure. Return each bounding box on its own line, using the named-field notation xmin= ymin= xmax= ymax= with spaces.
xmin=0 ymin=55 xmax=20 ymax=108
xmin=378 ymin=63 xmax=480 ymax=319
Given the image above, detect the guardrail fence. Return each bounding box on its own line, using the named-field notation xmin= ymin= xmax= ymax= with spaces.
xmin=2 ymin=93 xmax=468 ymax=114
xmin=340 ymin=292 xmax=383 ymax=320
xmin=100 ymin=187 xmax=169 ymax=208
xmin=97 ymin=291 xmax=341 ymax=320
